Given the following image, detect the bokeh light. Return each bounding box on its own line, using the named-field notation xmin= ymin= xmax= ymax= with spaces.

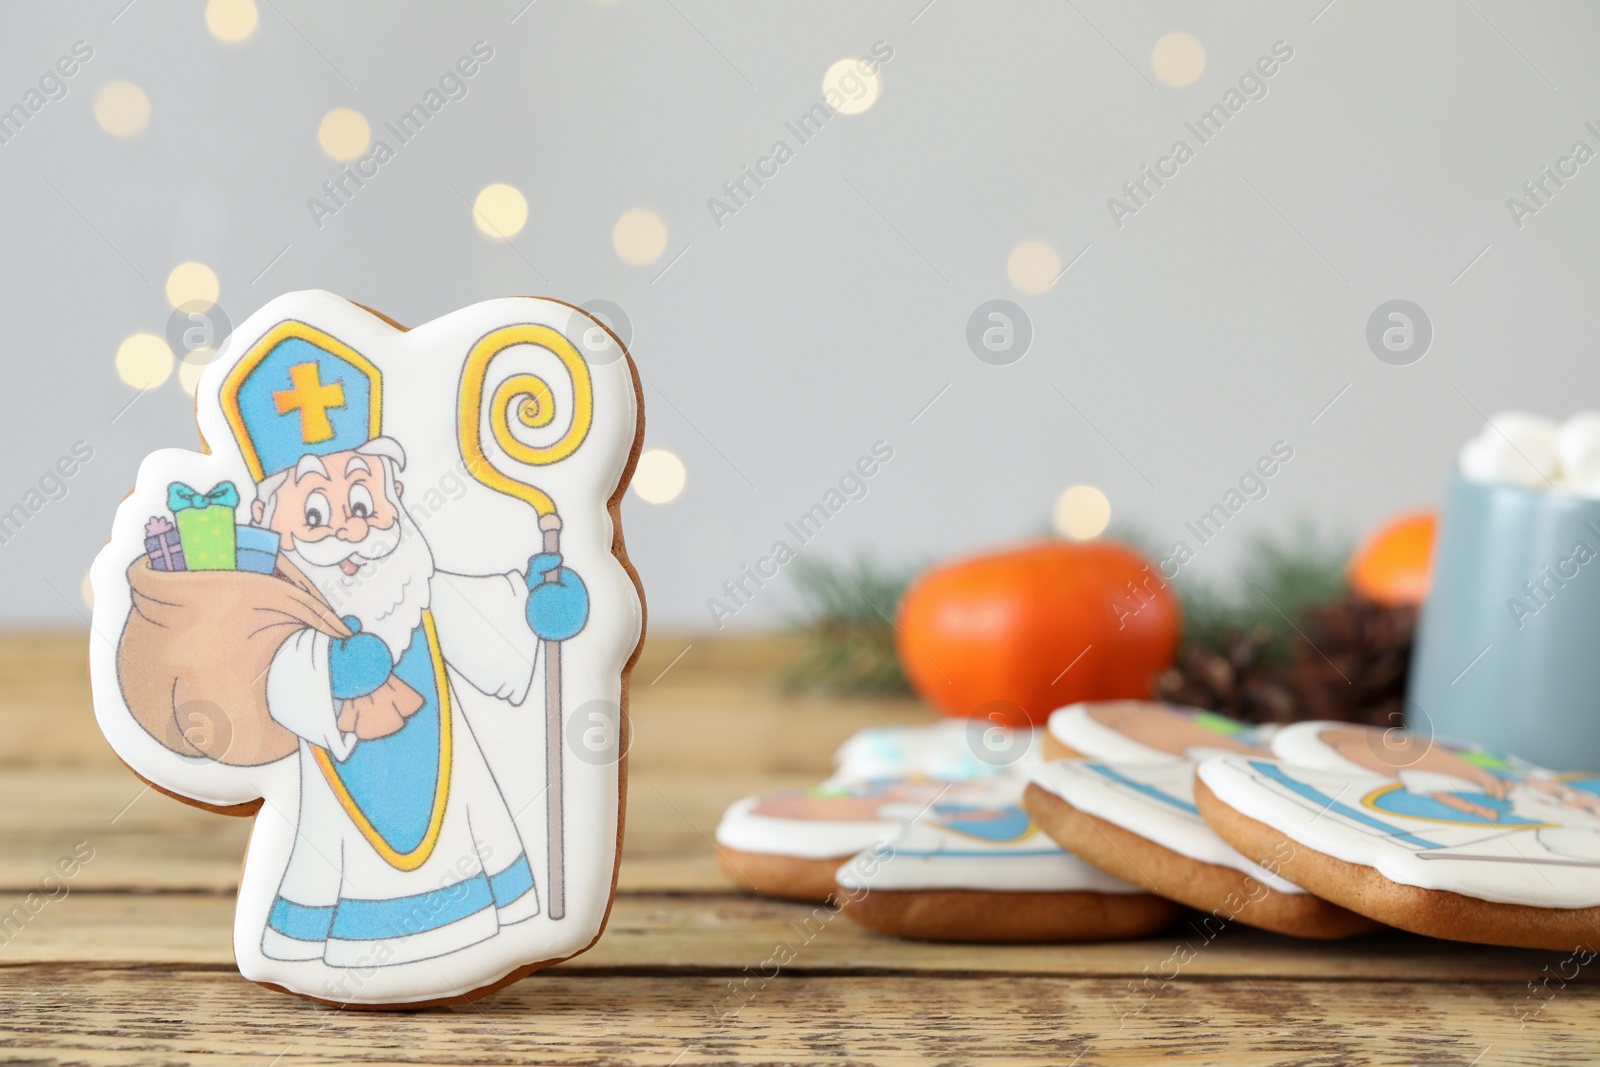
xmin=632 ymin=448 xmax=687 ymax=504
xmin=612 ymin=208 xmax=668 ymax=266
xmin=1007 ymin=239 xmax=1061 ymax=296
xmin=94 ymin=81 xmax=151 ymax=138
xmin=473 ymin=183 xmax=528 ymax=239
xmin=178 ymin=358 xmax=209 ymax=396
xmin=205 ymin=0 xmax=259 ymax=43
xmin=1151 ymin=32 xmax=1206 ymax=87
xmin=115 ymin=333 xmax=173 ymax=390
xmin=318 ymin=107 xmax=371 ymax=163
xmin=822 ymin=57 xmax=882 ymax=115
xmin=1054 ymin=484 xmax=1111 ymax=540
xmin=165 ymin=262 xmax=219 ymax=310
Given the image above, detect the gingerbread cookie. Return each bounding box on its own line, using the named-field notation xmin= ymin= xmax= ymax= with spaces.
xmin=89 ymin=291 xmax=644 ymax=1007
xmin=836 ymin=796 xmax=1179 ymax=943
xmin=717 ymin=777 xmax=960 ymax=903
xmin=715 ymin=722 xmax=1042 ymax=903
xmin=1027 ymin=701 xmax=1381 ymax=938
xmin=1266 ymin=719 xmax=1545 ymax=782
xmin=1196 ymin=753 xmax=1600 ymax=950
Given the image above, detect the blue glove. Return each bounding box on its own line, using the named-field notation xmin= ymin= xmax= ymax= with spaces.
xmin=525 ymin=552 xmax=589 ymax=642
xmin=328 ymin=616 xmax=393 ymax=700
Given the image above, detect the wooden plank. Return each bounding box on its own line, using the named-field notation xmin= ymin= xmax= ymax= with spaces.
xmin=1 ymin=968 xmax=1592 ymax=1066
xmin=0 ymin=891 xmax=1586 ymax=985
xmin=0 ymin=632 xmax=930 ymax=775
xmin=0 ymin=631 xmax=929 ymax=894
xmin=0 ymin=768 xmax=806 ymax=893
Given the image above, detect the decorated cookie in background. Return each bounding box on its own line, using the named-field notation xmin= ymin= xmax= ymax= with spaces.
xmin=1195 ymin=754 xmax=1600 ymax=951
xmin=1267 ymin=721 xmax=1600 ymax=836
xmin=836 ymin=798 xmax=1178 ymax=943
xmin=1027 ymin=702 xmax=1381 ymax=938
xmin=716 ymin=721 xmax=1040 ymax=903
xmin=717 ymin=777 xmax=969 ymax=903
xmin=1041 ymin=700 xmax=1272 ymax=763
xmin=832 ymin=719 xmax=1043 ymax=783
xmin=89 ymin=291 xmax=644 ymax=1007
xmin=1265 ymin=720 xmax=1544 ymax=781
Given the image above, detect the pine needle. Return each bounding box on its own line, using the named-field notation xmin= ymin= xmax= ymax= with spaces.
xmin=784 ymin=523 xmax=1352 ymax=693
xmin=785 ymin=554 xmax=917 ymax=694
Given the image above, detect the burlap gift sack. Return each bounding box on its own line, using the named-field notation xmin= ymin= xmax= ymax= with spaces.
xmin=116 ymin=555 xmax=423 ymax=766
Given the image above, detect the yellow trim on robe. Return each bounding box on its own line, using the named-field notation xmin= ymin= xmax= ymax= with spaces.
xmin=312 ymin=611 xmax=452 ymax=871
xmin=934 ymin=816 xmax=1039 ymax=846
xmin=1358 ymin=781 xmax=1557 ymax=830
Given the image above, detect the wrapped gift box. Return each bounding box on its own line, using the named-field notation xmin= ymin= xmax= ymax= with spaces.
xmin=169 ymin=481 xmax=239 ymax=571
xmin=235 ymin=525 xmax=281 ymax=575
xmin=144 ymin=517 xmax=186 ymax=572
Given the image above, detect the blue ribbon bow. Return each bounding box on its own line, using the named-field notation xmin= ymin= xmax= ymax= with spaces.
xmin=167 ymin=480 xmax=241 ymax=512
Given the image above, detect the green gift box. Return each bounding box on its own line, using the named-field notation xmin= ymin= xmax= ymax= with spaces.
xmin=168 ymin=481 xmax=240 ymax=571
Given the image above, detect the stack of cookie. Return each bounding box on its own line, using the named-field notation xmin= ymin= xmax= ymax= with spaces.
xmin=718 ymin=706 xmax=1600 ymax=949
xmin=1189 ymin=721 xmax=1600 ymax=949
xmin=715 ymin=720 xmax=1180 ymax=942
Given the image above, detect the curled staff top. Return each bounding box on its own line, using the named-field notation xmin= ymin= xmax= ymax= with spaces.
xmin=458 ymin=323 xmax=594 ymax=518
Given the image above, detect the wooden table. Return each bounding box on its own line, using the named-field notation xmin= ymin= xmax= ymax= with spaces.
xmin=2 ymin=632 xmax=1595 ymax=1065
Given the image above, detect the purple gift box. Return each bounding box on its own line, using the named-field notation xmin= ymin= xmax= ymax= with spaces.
xmin=145 ymin=516 xmax=186 ymax=572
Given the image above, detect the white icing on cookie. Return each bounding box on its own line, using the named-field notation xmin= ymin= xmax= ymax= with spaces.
xmin=719 ymin=722 xmax=1045 ymax=867
xmin=1267 ymin=720 xmax=1550 ymax=780
xmin=1031 ymin=760 xmax=1303 ymax=893
xmin=835 ymin=801 xmax=1141 ymax=894
xmin=1198 ymin=756 xmax=1600 ymax=909
xmin=832 ymin=720 xmax=1042 ymax=784
xmin=718 ymin=773 xmax=1030 ymax=853
xmin=1047 ymin=701 xmax=1273 ymax=763
xmin=715 ymin=781 xmax=956 ymax=860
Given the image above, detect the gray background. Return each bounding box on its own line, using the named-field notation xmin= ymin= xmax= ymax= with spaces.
xmin=2 ymin=0 xmax=1597 ymax=631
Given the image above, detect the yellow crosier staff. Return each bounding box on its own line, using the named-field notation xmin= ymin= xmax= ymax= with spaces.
xmin=458 ymin=323 xmax=593 ymax=921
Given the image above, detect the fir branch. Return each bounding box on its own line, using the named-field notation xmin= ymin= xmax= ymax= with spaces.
xmin=785 ymin=554 xmax=917 ymax=694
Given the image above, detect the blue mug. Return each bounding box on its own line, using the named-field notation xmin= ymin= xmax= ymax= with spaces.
xmin=1408 ymin=474 xmax=1600 ymax=770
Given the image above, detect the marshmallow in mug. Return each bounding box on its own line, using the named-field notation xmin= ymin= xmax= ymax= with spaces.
xmin=1459 ymin=410 xmax=1600 ymax=495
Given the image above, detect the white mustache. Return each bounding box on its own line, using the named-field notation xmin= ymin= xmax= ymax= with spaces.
xmin=291 ymin=518 xmax=403 ymax=568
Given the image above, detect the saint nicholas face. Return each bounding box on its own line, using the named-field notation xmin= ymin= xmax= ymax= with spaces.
xmin=255 ymin=448 xmax=403 ymax=578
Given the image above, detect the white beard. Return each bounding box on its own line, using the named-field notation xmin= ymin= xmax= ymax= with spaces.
xmin=284 ymin=506 xmax=436 ymax=661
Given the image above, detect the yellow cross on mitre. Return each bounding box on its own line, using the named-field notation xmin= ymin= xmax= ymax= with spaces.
xmin=274 ymin=362 xmax=347 ymax=444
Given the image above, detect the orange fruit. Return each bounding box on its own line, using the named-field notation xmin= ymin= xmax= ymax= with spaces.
xmin=894 ymin=540 xmax=1181 ymax=726
xmin=1349 ymin=510 xmax=1436 ymax=606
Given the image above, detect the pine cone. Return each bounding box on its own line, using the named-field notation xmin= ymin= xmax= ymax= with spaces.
xmin=1152 ymin=595 xmax=1416 ymax=727
xmin=1287 ymin=595 xmax=1417 ymax=728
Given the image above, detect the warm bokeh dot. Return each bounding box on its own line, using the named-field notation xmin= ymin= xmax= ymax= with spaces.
xmin=473 ymin=183 xmax=528 ymax=239
xmin=178 ymin=357 xmax=210 ymax=396
xmin=822 ymin=57 xmax=882 ymax=116
xmin=632 ymin=448 xmax=686 ymax=504
xmin=205 ymin=0 xmax=259 ymax=43
xmin=94 ymin=81 xmax=151 ymax=138
xmin=1054 ymin=484 xmax=1112 ymax=540
xmin=612 ymin=209 xmax=668 ymax=267
xmin=81 ymin=571 xmax=95 ymax=611
xmin=1007 ymin=239 xmax=1061 ymax=296
xmin=165 ymin=262 xmax=219 ymax=310
xmin=115 ymin=333 xmax=173 ymax=390
xmin=318 ymin=107 xmax=371 ymax=163
xmin=1151 ymin=32 xmax=1206 ymax=87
